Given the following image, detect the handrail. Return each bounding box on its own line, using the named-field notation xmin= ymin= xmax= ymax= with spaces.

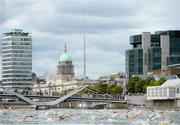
xmin=0 ymin=85 xmax=88 ymax=106
xmin=0 ymin=85 xmax=38 ymax=105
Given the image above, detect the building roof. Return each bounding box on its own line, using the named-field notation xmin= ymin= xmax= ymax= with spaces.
xmin=161 ymin=79 xmax=180 ymax=87
xmin=60 ymin=53 xmax=72 ymax=62
xmin=11 ymin=29 xmax=23 ymax=32
xmin=59 ymin=44 xmax=72 ymax=62
xmin=3 ymin=29 xmax=29 ymax=36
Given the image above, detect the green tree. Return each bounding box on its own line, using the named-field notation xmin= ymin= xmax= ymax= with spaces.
xmin=107 ymin=84 xmax=116 ymax=94
xmin=107 ymin=84 xmax=123 ymax=95
xmin=149 ymin=80 xmax=159 ymax=86
xmin=127 ymin=76 xmax=142 ymax=93
xmin=145 ymin=77 xmax=155 ymax=86
xmin=127 ymin=76 xmax=167 ymax=94
xmin=94 ymin=82 xmax=108 ymax=93
xmin=135 ymin=79 xmax=146 ymax=93
xmin=148 ymin=77 xmax=166 ymax=86
xmin=111 ymin=86 xmax=123 ymax=95
xmin=158 ymin=77 xmax=166 ymax=85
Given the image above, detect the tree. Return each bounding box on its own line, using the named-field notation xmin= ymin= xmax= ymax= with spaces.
xmin=145 ymin=77 xmax=155 ymax=86
xmin=80 ymin=82 xmax=124 ymax=95
xmin=158 ymin=77 xmax=166 ymax=85
xmin=107 ymin=84 xmax=123 ymax=95
xmin=111 ymin=86 xmax=123 ymax=95
xmin=94 ymin=82 xmax=108 ymax=93
xmin=135 ymin=79 xmax=146 ymax=93
xmin=127 ymin=76 xmax=142 ymax=93
xmin=149 ymin=80 xmax=159 ymax=86
xmin=148 ymin=77 xmax=166 ymax=86
xmin=127 ymin=76 xmax=167 ymax=94
xmin=107 ymin=84 xmax=116 ymax=94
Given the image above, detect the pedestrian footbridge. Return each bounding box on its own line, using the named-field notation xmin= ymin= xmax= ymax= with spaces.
xmin=0 ymin=85 xmax=88 ymax=106
xmin=0 ymin=85 xmax=126 ymax=110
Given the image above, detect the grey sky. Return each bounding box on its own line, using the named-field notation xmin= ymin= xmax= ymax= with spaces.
xmin=0 ymin=0 xmax=180 ymax=79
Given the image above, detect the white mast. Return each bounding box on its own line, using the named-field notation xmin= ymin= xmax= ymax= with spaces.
xmin=83 ymin=0 xmax=86 ymax=79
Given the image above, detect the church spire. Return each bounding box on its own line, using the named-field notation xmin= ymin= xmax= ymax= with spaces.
xmin=64 ymin=43 xmax=67 ymax=53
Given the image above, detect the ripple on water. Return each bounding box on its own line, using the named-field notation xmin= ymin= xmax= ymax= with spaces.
xmin=0 ymin=108 xmax=180 ymax=125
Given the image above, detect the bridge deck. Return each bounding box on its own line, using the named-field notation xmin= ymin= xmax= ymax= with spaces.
xmin=0 ymin=85 xmax=126 ymax=106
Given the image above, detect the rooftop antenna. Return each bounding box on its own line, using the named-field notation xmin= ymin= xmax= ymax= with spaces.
xmin=83 ymin=0 xmax=86 ymax=80
xmin=64 ymin=43 xmax=67 ymax=53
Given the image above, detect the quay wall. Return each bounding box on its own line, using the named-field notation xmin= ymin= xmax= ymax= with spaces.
xmin=126 ymin=95 xmax=146 ymax=105
xmin=0 ymin=101 xmax=126 ymax=109
xmin=146 ymin=99 xmax=180 ymax=110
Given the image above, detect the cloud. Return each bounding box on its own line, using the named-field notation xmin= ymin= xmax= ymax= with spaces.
xmin=56 ymin=0 xmax=142 ymax=17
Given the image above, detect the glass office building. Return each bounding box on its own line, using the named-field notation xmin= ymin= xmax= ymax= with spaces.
xmin=125 ymin=49 xmax=143 ymax=79
xmin=126 ymin=30 xmax=180 ymax=78
xmin=1 ymin=29 xmax=32 ymax=91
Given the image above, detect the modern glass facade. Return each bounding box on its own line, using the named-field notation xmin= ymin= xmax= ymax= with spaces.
xmin=148 ymin=47 xmax=161 ymax=71
xmin=126 ymin=30 xmax=180 ymax=78
xmin=151 ymin=34 xmax=160 ymax=47
xmin=1 ymin=29 xmax=32 ymax=90
xmin=168 ymin=31 xmax=180 ymax=65
xmin=125 ymin=49 xmax=143 ymax=78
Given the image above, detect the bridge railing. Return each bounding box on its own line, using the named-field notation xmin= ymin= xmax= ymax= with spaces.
xmin=12 ymin=90 xmax=125 ymax=100
xmin=0 ymin=91 xmax=125 ymax=100
xmin=68 ymin=93 xmax=125 ymax=100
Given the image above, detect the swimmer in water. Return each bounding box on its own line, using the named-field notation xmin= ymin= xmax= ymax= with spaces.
xmin=126 ymin=113 xmax=139 ymax=120
xmin=8 ymin=106 xmax=15 ymax=112
xmin=59 ymin=115 xmax=66 ymax=120
xmin=125 ymin=109 xmax=142 ymax=120
xmin=59 ymin=114 xmax=76 ymax=120
xmin=149 ymin=114 xmax=156 ymax=121
xmin=23 ymin=115 xmax=33 ymax=121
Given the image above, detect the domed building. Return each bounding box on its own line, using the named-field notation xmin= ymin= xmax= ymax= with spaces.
xmin=33 ymin=44 xmax=78 ymax=96
xmin=57 ymin=44 xmax=74 ymax=81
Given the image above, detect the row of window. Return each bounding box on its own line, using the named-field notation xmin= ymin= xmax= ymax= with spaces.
xmin=2 ymin=46 xmax=32 ymax=50
xmin=130 ymin=35 xmax=142 ymax=44
xmin=2 ymin=66 xmax=32 ymax=70
xmin=2 ymin=58 xmax=32 ymax=62
xmin=2 ymin=37 xmax=31 ymax=41
xmin=167 ymin=56 xmax=180 ymax=65
xmin=2 ymin=42 xmax=32 ymax=46
xmin=2 ymin=70 xmax=31 ymax=74
xmin=2 ymin=83 xmax=32 ymax=86
xmin=2 ymin=54 xmax=32 ymax=58
xmin=3 ymin=79 xmax=32 ymax=82
xmin=3 ymin=74 xmax=32 ymax=77
xmin=2 ymin=62 xmax=32 ymax=66
xmin=2 ymin=50 xmax=32 ymax=54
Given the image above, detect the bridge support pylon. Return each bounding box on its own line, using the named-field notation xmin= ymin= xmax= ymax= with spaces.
xmin=35 ymin=105 xmax=50 ymax=110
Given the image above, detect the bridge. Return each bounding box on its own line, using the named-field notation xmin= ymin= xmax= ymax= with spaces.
xmin=0 ymin=85 xmax=126 ymax=109
xmin=0 ymin=93 xmax=125 ymax=103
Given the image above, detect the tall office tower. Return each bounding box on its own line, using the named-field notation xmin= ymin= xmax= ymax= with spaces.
xmin=126 ymin=30 xmax=180 ymax=79
xmin=1 ymin=29 xmax=32 ymax=91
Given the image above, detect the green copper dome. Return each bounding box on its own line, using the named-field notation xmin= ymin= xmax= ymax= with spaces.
xmin=59 ymin=44 xmax=72 ymax=62
xmin=59 ymin=53 xmax=72 ymax=62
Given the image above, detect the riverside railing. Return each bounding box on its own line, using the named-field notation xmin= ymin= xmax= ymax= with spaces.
xmin=0 ymin=91 xmax=125 ymax=100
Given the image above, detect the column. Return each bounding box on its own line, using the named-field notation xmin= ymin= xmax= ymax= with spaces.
xmin=142 ymin=32 xmax=151 ymax=74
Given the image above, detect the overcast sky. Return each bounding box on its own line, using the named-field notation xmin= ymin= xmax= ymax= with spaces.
xmin=0 ymin=0 xmax=180 ymax=79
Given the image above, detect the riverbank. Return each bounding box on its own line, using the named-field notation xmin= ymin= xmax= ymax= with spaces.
xmin=0 ymin=102 xmax=127 ymax=109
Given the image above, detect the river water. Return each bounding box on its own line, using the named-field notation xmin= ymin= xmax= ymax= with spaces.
xmin=0 ymin=108 xmax=179 ymax=125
